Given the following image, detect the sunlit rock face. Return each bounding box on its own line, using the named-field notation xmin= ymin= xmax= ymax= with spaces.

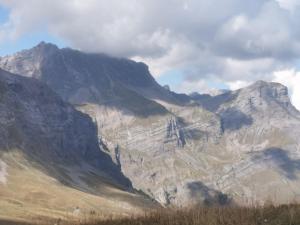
xmin=1 ymin=43 xmax=300 ymax=207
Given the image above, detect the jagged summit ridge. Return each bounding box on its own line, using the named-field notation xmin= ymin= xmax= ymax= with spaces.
xmin=0 ymin=42 xmax=187 ymax=116
xmin=240 ymin=80 xmax=290 ymax=102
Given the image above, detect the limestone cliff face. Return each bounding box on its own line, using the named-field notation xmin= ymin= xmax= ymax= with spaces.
xmin=1 ymin=43 xmax=300 ymax=207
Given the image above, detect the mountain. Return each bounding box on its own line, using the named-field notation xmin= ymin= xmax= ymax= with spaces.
xmin=1 ymin=42 xmax=300 ymax=208
xmin=0 ymin=68 xmax=156 ymax=223
xmin=0 ymin=42 xmax=189 ymax=114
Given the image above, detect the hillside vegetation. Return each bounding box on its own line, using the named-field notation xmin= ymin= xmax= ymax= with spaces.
xmin=84 ymin=205 xmax=300 ymax=225
xmin=2 ymin=204 xmax=300 ymax=225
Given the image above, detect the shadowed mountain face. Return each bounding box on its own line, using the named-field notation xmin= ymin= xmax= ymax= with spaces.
xmin=1 ymin=43 xmax=300 ymax=208
xmin=0 ymin=42 xmax=187 ymax=117
xmin=251 ymin=148 xmax=300 ymax=180
xmin=0 ymin=68 xmax=131 ymax=186
xmin=0 ymin=69 xmax=157 ymax=221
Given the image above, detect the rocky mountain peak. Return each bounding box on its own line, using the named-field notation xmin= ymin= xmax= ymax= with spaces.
xmin=34 ymin=41 xmax=59 ymax=51
xmin=0 ymin=42 xmax=189 ymax=113
xmin=245 ymin=80 xmax=289 ymax=98
xmin=0 ymin=42 xmax=60 ymax=79
xmin=236 ymin=80 xmax=294 ymax=113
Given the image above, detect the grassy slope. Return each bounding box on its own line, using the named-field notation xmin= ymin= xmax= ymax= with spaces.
xmin=0 ymin=151 xmax=156 ymax=224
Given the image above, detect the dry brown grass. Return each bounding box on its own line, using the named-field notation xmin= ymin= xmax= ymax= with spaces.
xmin=81 ymin=205 xmax=300 ymax=225
xmin=4 ymin=204 xmax=300 ymax=225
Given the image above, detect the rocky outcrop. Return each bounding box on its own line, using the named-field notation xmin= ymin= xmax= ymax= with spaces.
xmin=166 ymin=117 xmax=186 ymax=147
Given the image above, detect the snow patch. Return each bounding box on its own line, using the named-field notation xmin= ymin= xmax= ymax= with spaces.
xmin=0 ymin=160 xmax=8 ymax=184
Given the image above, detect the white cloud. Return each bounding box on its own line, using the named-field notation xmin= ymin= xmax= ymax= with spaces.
xmin=272 ymin=69 xmax=300 ymax=110
xmin=0 ymin=0 xmax=300 ymax=109
xmin=226 ymin=80 xmax=250 ymax=90
xmin=175 ymin=79 xmax=215 ymax=94
xmin=2 ymin=1 xmax=299 ymax=60
xmin=277 ymin=0 xmax=300 ymax=11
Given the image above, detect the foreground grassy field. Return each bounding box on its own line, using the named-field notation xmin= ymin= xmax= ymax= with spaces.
xmin=2 ymin=204 xmax=300 ymax=225
xmin=85 ymin=205 xmax=300 ymax=225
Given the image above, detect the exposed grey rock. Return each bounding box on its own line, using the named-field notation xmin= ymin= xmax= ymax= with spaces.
xmin=166 ymin=117 xmax=186 ymax=147
xmin=163 ymin=85 xmax=171 ymax=91
xmin=2 ymin=43 xmax=300 ymax=207
xmin=0 ymin=68 xmax=133 ymax=190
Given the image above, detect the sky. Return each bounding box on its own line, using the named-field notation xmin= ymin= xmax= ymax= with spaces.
xmin=0 ymin=0 xmax=300 ymax=109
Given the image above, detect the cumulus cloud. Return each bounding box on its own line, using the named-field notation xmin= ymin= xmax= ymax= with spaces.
xmin=176 ymin=79 xmax=217 ymax=95
xmin=272 ymin=69 xmax=300 ymax=110
xmin=0 ymin=0 xmax=300 ymax=109
xmin=226 ymin=80 xmax=251 ymax=90
xmin=277 ymin=0 xmax=300 ymax=11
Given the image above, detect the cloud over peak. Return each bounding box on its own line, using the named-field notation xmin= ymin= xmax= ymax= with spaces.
xmin=0 ymin=0 xmax=300 ymax=109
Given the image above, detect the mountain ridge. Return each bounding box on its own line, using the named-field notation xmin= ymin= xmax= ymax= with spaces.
xmin=0 ymin=42 xmax=189 ymax=108
xmin=1 ymin=43 xmax=300 ymax=208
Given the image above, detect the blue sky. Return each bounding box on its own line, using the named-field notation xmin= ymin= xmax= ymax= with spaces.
xmin=0 ymin=31 xmax=66 ymax=56
xmin=0 ymin=7 xmax=66 ymax=56
xmin=0 ymin=6 xmax=66 ymax=56
xmin=157 ymin=70 xmax=184 ymax=88
xmin=0 ymin=5 xmax=8 ymax=23
xmin=157 ymin=69 xmax=228 ymax=93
